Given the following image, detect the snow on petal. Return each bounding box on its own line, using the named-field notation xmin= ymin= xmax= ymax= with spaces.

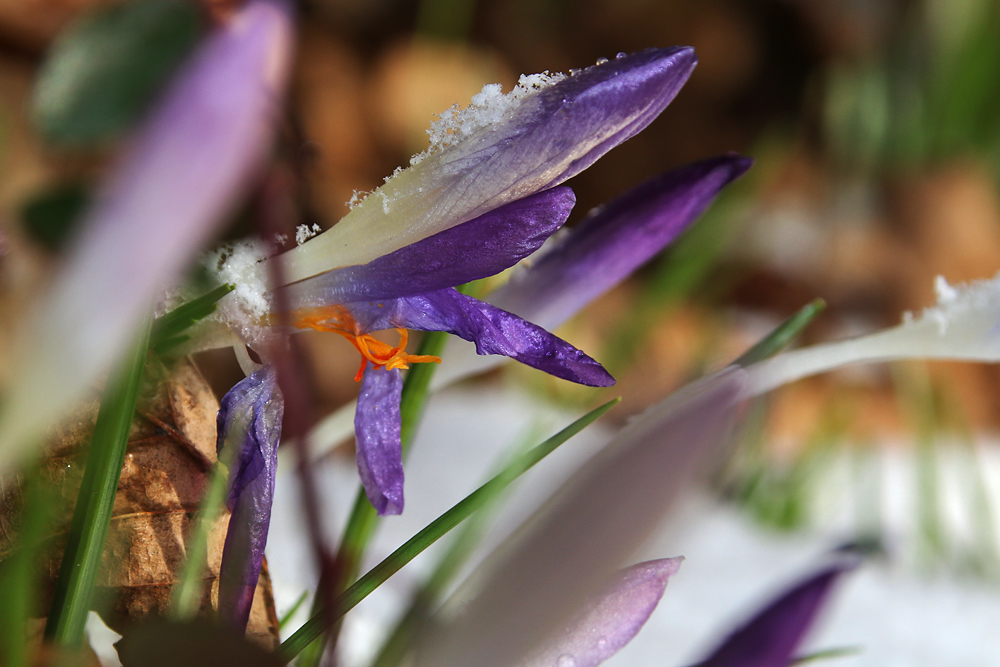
xmin=354 ymin=365 xmax=405 ymax=516
xmin=749 ymin=272 xmax=1000 ymax=396
xmin=520 ymin=558 xmax=684 ymax=667
xmin=0 ymin=0 xmax=293 ymax=470
xmin=697 ymin=561 xmax=855 ymax=667
xmin=414 ymin=369 xmax=746 ymax=667
xmin=218 ymin=366 xmax=284 ymax=632
xmin=278 ymin=47 xmax=697 ymax=283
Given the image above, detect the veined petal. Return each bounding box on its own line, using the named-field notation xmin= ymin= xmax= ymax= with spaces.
xmin=325 ymin=289 xmax=615 ymax=387
xmin=355 ymin=365 xmax=405 ymax=516
xmin=218 ymin=366 xmax=284 ymax=632
xmin=415 ymin=370 xmax=746 ymax=667
xmin=0 ymin=0 xmax=293 ymax=469
xmin=698 ymin=561 xmax=855 ymax=667
xmin=279 ymin=47 xmax=697 ymax=282
xmin=433 ymin=155 xmax=750 ymax=390
xmin=520 ymin=558 xmax=684 ymax=667
xmin=493 ymin=155 xmax=752 ymax=329
xmin=284 ymin=187 xmax=575 ymax=304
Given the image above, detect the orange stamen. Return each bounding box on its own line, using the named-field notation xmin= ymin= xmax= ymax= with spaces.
xmin=291 ymin=305 xmax=442 ymax=382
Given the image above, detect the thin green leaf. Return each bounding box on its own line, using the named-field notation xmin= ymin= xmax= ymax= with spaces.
xmin=276 ymin=398 xmax=621 ymax=664
xmin=32 ymin=0 xmax=204 ymax=148
xmin=370 ymin=425 xmax=544 ymax=667
xmin=735 ymin=299 xmax=826 ymax=367
xmin=44 ymin=313 xmax=152 ymax=646
xmin=151 ymin=283 xmax=234 ymax=353
xmin=169 ymin=438 xmax=237 ymax=620
xmin=278 ymin=590 xmax=310 ymax=633
xmin=791 ymin=645 xmax=863 ymax=664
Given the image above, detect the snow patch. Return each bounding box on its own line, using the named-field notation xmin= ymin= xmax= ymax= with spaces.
xmin=295 ymin=223 xmax=322 ymax=245
xmin=206 ymin=239 xmax=272 ymax=342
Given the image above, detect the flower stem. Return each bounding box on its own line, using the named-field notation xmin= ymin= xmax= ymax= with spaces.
xmin=44 ymin=313 xmax=152 ymax=646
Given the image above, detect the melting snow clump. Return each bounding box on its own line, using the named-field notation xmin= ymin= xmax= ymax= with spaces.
xmin=408 ymin=70 xmax=565 ymax=167
xmin=207 ymin=239 xmax=272 ymax=341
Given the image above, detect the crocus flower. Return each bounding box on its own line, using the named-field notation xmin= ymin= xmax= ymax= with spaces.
xmin=213 ymin=47 xmax=703 ymax=518
xmin=695 ymin=560 xmax=855 ymax=667
xmin=216 ymin=366 xmax=284 ymax=631
xmin=0 ymin=0 xmax=293 ymax=470
xmin=305 ymin=154 xmax=753 ymax=455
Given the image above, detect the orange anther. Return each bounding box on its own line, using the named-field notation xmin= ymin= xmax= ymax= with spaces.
xmin=292 ymin=306 xmax=441 ymax=381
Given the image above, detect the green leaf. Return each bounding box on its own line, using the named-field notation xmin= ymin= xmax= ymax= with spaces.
xmin=151 ymin=283 xmax=235 ymax=354
xmin=19 ymin=182 xmax=90 ymax=251
xmin=44 ymin=313 xmax=152 ymax=647
xmin=275 ymin=398 xmax=621 ymax=663
xmin=735 ymin=299 xmax=825 ymax=367
xmin=32 ymin=0 xmax=204 ymax=148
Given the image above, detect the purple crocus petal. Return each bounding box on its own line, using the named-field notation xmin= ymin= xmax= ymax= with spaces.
xmin=521 ymin=558 xmax=683 ymax=667
xmin=493 ymin=155 xmax=753 ymax=329
xmin=338 ymin=289 xmax=614 ymax=387
xmin=0 ymin=0 xmax=293 ymax=469
xmin=698 ymin=561 xmax=855 ymax=667
xmin=415 ymin=370 xmax=747 ymax=667
xmin=217 ymin=366 xmax=284 ymax=632
xmin=279 ymin=47 xmax=697 ymax=282
xmin=285 ymin=187 xmax=575 ymax=303
xmin=354 ymin=365 xmax=405 ymax=515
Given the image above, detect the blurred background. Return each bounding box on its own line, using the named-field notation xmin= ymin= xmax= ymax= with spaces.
xmin=3 ymin=0 xmax=1000 ymax=632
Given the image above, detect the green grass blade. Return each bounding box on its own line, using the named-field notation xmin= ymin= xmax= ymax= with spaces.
xmin=151 ymin=283 xmax=234 ymax=353
xmin=735 ymin=299 xmax=825 ymax=367
xmin=276 ymin=398 xmax=620 ymax=664
xmin=44 ymin=313 xmax=152 ymax=646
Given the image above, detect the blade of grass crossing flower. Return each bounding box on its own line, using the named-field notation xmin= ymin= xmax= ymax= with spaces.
xmin=44 ymin=313 xmax=152 ymax=647
xmin=734 ymin=300 xmax=826 ymax=367
xmin=277 ymin=398 xmax=620 ymax=663
xmin=0 ymin=470 xmax=60 ymax=667
xmin=169 ymin=415 xmax=243 ymax=620
xmin=150 ymin=282 xmax=235 ymax=354
xmin=370 ymin=424 xmax=545 ymax=667
xmin=297 ymin=329 xmax=450 ymax=666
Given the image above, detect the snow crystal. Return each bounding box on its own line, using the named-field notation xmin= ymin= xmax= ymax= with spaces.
xmin=295 ymin=223 xmax=322 ymax=245
xmin=920 ymin=272 xmax=1000 ymax=336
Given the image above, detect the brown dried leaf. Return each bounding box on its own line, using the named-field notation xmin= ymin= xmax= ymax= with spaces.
xmin=0 ymin=357 xmax=279 ymax=651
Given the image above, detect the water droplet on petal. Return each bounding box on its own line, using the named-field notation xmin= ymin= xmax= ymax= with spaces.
xmin=568 ymin=68 xmax=582 ymax=76
xmin=616 ymin=51 xmax=628 ymax=59
xmin=556 ymin=655 xmax=577 ymax=667
xmin=595 ymin=56 xmax=609 ymax=65
xmin=596 ymin=638 xmax=608 ymax=650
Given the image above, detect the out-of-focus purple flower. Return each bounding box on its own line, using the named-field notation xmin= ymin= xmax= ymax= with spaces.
xmin=520 ymin=558 xmax=684 ymax=667
xmin=217 ymin=367 xmax=284 ymax=632
xmin=0 ymin=0 xmax=293 ymax=470
xmin=415 ymin=370 xmax=747 ymax=667
xmin=275 ymin=47 xmax=698 ymax=283
xmin=696 ymin=560 xmax=856 ymax=667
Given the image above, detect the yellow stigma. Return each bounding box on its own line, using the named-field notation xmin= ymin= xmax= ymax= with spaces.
xmin=292 ymin=306 xmax=441 ymax=381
